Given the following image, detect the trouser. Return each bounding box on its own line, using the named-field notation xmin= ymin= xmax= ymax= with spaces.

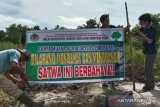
xmin=144 ymin=53 xmax=157 ymax=89
xmin=0 ymin=74 xmax=23 ymax=99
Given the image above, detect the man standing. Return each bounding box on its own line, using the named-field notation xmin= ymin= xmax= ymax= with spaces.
xmin=132 ymin=13 xmax=157 ymax=92
xmin=100 ymin=14 xmax=129 ymax=32
xmin=0 ymin=49 xmax=45 ymax=107
xmin=100 ymin=14 xmax=130 ymax=88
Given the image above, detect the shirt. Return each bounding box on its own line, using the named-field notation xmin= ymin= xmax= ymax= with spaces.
xmin=100 ymin=25 xmax=117 ymax=28
xmin=0 ymin=49 xmax=20 ymax=73
xmin=140 ymin=26 xmax=157 ymax=54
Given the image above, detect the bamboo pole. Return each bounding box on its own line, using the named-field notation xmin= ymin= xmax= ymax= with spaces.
xmin=125 ymin=2 xmax=135 ymax=90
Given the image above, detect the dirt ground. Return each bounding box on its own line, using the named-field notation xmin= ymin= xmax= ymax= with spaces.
xmin=5 ymin=80 xmax=160 ymax=107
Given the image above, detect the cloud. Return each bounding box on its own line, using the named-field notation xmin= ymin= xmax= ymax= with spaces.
xmin=58 ymin=16 xmax=86 ymax=28
xmin=0 ymin=0 xmax=160 ymax=30
xmin=62 ymin=0 xmax=73 ymax=6
xmin=4 ymin=0 xmax=22 ymax=7
xmin=0 ymin=14 xmax=36 ymax=30
xmin=0 ymin=0 xmax=22 ymax=6
xmin=0 ymin=8 xmax=20 ymax=16
xmin=0 ymin=0 xmax=22 ymax=16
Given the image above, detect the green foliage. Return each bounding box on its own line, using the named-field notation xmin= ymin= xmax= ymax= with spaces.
xmin=132 ymin=50 xmax=144 ymax=70
xmin=130 ymin=25 xmax=142 ymax=50
xmin=0 ymin=42 xmax=21 ymax=51
xmin=125 ymin=44 xmax=160 ymax=73
xmin=6 ymin=24 xmax=31 ymax=45
xmin=44 ymin=27 xmax=48 ymax=30
xmin=20 ymin=25 xmax=32 ymax=45
xmin=131 ymin=24 xmax=140 ymax=32
xmin=6 ymin=24 xmax=20 ymax=44
xmin=54 ymin=25 xmax=67 ymax=30
xmin=124 ymin=45 xmax=130 ymax=64
xmin=125 ymin=45 xmax=143 ymax=69
xmin=152 ymin=13 xmax=160 ymax=48
xmin=117 ymin=25 xmax=124 ymax=28
xmin=32 ymin=25 xmax=41 ymax=30
xmin=77 ymin=19 xmax=99 ymax=29
xmin=0 ymin=30 xmax=6 ymax=41
xmin=154 ymin=49 xmax=160 ymax=74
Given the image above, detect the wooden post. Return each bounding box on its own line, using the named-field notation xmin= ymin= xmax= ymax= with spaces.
xmin=125 ymin=2 xmax=135 ymax=90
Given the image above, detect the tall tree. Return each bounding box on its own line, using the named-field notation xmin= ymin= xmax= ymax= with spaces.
xmin=0 ymin=30 xmax=6 ymax=41
xmin=77 ymin=19 xmax=99 ymax=29
xmin=44 ymin=27 xmax=48 ymax=30
xmin=6 ymin=24 xmax=21 ymax=44
xmin=152 ymin=13 xmax=160 ymax=48
xmin=54 ymin=25 xmax=67 ymax=30
xmin=20 ymin=25 xmax=32 ymax=45
xmin=6 ymin=24 xmax=31 ymax=45
xmin=32 ymin=25 xmax=41 ymax=30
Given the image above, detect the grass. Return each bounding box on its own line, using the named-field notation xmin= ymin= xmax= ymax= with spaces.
xmin=155 ymin=49 xmax=160 ymax=75
xmin=0 ymin=41 xmax=23 ymax=51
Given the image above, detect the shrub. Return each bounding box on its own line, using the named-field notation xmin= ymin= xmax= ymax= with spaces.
xmin=155 ymin=49 xmax=160 ymax=75
xmin=0 ymin=42 xmax=23 ymax=51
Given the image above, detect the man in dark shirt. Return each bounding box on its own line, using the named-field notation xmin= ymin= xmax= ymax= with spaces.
xmin=100 ymin=14 xmax=129 ymax=32
xmin=140 ymin=27 xmax=157 ymax=54
xmin=133 ymin=13 xmax=157 ymax=92
xmin=100 ymin=14 xmax=116 ymax=28
xmin=99 ymin=14 xmax=130 ymax=89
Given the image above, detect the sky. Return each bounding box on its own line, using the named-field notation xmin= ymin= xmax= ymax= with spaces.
xmin=0 ymin=0 xmax=160 ymax=30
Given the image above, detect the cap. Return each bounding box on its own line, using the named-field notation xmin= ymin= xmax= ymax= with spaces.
xmin=17 ymin=49 xmax=31 ymax=60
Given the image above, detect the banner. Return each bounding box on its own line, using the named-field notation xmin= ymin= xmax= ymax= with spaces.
xmin=26 ymin=28 xmax=125 ymax=83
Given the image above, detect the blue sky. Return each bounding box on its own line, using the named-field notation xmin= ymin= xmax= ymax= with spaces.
xmin=0 ymin=0 xmax=159 ymax=30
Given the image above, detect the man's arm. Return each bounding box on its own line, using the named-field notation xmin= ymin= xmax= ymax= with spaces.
xmin=138 ymin=31 xmax=153 ymax=44
xmin=4 ymin=61 xmax=26 ymax=85
xmin=4 ymin=71 xmax=21 ymax=83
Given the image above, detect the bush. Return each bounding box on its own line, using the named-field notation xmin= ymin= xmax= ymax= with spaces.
xmin=133 ymin=50 xmax=143 ymax=70
xmin=155 ymin=49 xmax=160 ymax=75
xmin=0 ymin=41 xmax=23 ymax=51
xmin=125 ymin=45 xmax=143 ymax=70
xmin=125 ymin=44 xmax=160 ymax=75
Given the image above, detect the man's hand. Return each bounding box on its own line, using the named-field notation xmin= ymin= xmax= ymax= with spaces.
xmin=138 ymin=31 xmax=145 ymax=37
xmin=16 ymin=79 xmax=26 ymax=87
xmin=130 ymin=32 xmax=138 ymax=37
xmin=137 ymin=31 xmax=153 ymax=44
xmin=21 ymin=75 xmax=32 ymax=89
xmin=124 ymin=25 xmax=131 ymax=33
xmin=7 ymin=61 xmax=32 ymax=89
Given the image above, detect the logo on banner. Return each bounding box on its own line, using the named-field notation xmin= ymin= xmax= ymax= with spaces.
xmin=111 ymin=32 xmax=122 ymax=41
xmin=30 ymin=34 xmax=39 ymax=41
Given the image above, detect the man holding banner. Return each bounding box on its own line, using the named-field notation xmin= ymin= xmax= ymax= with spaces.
xmin=100 ymin=14 xmax=130 ymax=32
xmin=100 ymin=14 xmax=130 ymax=88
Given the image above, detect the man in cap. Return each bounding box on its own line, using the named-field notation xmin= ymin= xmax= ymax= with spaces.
xmin=0 ymin=49 xmax=45 ymax=107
